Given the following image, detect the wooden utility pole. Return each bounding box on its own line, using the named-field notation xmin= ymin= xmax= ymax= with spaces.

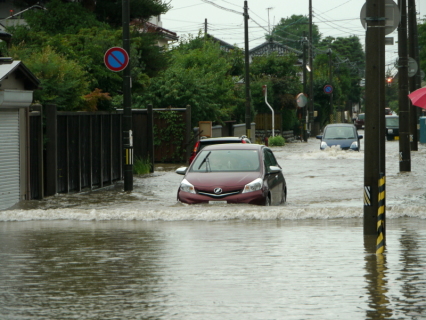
xmin=122 ymin=0 xmax=133 ymax=191
xmin=302 ymin=32 xmax=308 ymax=141
xmin=364 ymin=0 xmax=386 ymax=235
xmin=308 ymin=0 xmax=314 ymax=137
xmin=244 ymin=1 xmax=251 ymax=139
xmin=327 ymin=48 xmax=333 ymax=123
xmin=398 ymin=0 xmax=411 ymax=172
xmin=408 ymin=0 xmax=420 ymax=151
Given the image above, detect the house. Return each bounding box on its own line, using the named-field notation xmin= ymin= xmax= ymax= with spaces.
xmin=0 ymin=58 xmax=39 ymax=210
xmin=249 ymin=39 xmax=303 ymax=63
xmin=132 ymin=16 xmax=179 ymax=47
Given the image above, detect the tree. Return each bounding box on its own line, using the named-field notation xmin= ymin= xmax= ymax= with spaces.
xmin=314 ymin=35 xmax=365 ymax=125
xmin=418 ymin=17 xmax=426 ymax=82
xmin=140 ymin=37 xmax=245 ymax=127
xmin=7 ymin=0 xmax=170 ymax=111
xmin=94 ymin=0 xmax=170 ymax=28
xmin=249 ymin=53 xmax=302 ymax=130
xmin=10 ymin=46 xmax=90 ymax=110
xmin=270 ymin=15 xmax=321 ymax=51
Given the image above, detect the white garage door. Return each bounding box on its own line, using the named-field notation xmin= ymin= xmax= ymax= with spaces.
xmin=0 ymin=110 xmax=20 ymax=210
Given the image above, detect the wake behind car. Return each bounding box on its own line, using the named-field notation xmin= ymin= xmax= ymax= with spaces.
xmin=316 ymin=123 xmax=363 ymax=151
xmin=189 ymin=136 xmax=251 ymax=164
xmin=176 ymin=144 xmax=286 ymax=206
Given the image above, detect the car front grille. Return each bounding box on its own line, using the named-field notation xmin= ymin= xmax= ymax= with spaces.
xmin=197 ymin=190 xmax=241 ymax=198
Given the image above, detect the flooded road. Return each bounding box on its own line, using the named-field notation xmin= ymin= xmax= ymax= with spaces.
xmin=1 ymin=133 xmax=426 ymax=319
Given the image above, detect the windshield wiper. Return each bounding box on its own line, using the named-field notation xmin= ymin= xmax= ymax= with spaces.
xmin=198 ymin=151 xmax=211 ymax=171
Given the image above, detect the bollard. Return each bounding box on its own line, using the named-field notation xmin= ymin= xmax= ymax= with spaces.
xmin=376 ymin=173 xmax=385 ymax=254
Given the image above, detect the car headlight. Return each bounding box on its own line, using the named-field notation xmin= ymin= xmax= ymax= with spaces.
xmin=180 ymin=179 xmax=196 ymax=194
xmin=320 ymin=141 xmax=328 ymax=149
xmin=350 ymin=141 xmax=359 ymax=149
xmin=242 ymin=178 xmax=263 ymax=193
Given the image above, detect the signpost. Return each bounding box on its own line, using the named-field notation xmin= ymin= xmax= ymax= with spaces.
xmin=323 ymin=85 xmax=333 ymax=94
xmin=104 ymin=47 xmax=129 ymax=72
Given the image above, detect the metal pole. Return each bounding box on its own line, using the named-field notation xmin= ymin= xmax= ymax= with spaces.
xmin=302 ymin=34 xmax=307 ymax=140
xmin=244 ymin=1 xmax=251 ymax=139
xmin=308 ymin=0 xmax=314 ymax=136
xmin=408 ymin=0 xmax=419 ymax=151
xmin=398 ymin=0 xmax=411 ymax=172
xmin=122 ymin=0 xmax=133 ymax=191
xmin=328 ymin=48 xmax=333 ymax=123
xmin=364 ymin=0 xmax=386 ymax=236
xmin=263 ymin=85 xmax=274 ymax=137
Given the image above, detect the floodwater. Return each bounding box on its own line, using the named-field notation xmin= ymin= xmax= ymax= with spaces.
xmin=1 ymin=132 xmax=426 ymax=320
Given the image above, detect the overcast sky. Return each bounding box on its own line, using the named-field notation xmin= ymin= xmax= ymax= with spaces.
xmin=162 ymin=0 xmax=424 ymax=76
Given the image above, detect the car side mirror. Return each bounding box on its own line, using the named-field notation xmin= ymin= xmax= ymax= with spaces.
xmin=175 ymin=167 xmax=187 ymax=175
xmin=269 ymin=166 xmax=281 ymax=174
xmin=358 ymin=135 xmax=363 ymax=139
xmin=316 ymin=135 xmax=322 ymax=139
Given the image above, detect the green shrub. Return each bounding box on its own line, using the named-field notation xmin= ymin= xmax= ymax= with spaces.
xmin=268 ymin=135 xmax=285 ymax=146
xmin=133 ymin=157 xmax=152 ymax=174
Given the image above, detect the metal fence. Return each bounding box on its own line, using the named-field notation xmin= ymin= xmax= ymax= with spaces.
xmin=29 ymin=105 xmax=191 ymax=198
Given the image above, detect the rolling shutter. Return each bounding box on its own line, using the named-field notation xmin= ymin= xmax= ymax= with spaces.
xmin=0 ymin=110 xmax=20 ymax=210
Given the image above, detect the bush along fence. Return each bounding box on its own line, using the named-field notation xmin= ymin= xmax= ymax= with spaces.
xmin=30 ymin=104 xmax=191 ymax=198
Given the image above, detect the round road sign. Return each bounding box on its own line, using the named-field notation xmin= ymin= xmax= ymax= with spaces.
xmin=104 ymin=47 xmax=129 ymax=72
xmin=324 ymin=85 xmax=333 ymax=94
xmin=296 ymin=93 xmax=308 ymax=107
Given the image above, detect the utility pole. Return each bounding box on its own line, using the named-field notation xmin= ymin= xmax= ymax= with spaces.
xmin=408 ymin=0 xmax=420 ymax=151
xmin=302 ymin=32 xmax=308 ymax=141
xmin=244 ymin=1 xmax=251 ymax=139
xmin=308 ymin=0 xmax=314 ymax=137
xmin=398 ymin=0 xmax=411 ymax=172
xmin=327 ymin=48 xmax=333 ymax=123
xmin=122 ymin=0 xmax=133 ymax=191
xmin=205 ymin=18 xmax=208 ymax=35
xmin=267 ymin=7 xmax=273 ymax=35
xmin=364 ymin=0 xmax=386 ymax=236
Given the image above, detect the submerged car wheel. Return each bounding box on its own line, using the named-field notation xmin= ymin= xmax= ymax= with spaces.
xmin=280 ymin=187 xmax=287 ymax=204
xmin=265 ymin=195 xmax=271 ymax=206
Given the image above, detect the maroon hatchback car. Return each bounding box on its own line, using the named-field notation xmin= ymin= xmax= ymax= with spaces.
xmin=175 ymin=144 xmax=287 ymax=206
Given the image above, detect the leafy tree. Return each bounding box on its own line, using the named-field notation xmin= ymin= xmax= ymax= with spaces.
xmin=249 ymin=52 xmax=302 ymax=130
xmin=140 ymin=37 xmax=244 ymax=127
xmin=10 ymin=46 xmax=90 ymax=110
xmin=22 ymin=0 xmax=105 ymax=34
xmin=314 ymin=35 xmax=365 ymax=125
xmin=7 ymin=0 xmax=170 ymax=111
xmin=94 ymin=0 xmax=170 ymax=28
xmin=418 ymin=17 xmax=426 ymax=81
xmin=270 ymin=15 xmax=321 ymax=51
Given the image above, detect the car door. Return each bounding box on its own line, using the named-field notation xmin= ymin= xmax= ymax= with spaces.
xmin=263 ymin=148 xmax=283 ymax=205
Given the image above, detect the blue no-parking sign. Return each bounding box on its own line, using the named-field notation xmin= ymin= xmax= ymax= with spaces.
xmin=323 ymin=84 xmax=333 ymax=94
xmin=104 ymin=47 xmax=129 ymax=72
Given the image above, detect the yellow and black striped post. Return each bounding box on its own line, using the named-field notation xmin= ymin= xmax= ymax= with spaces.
xmin=376 ymin=173 xmax=385 ymax=254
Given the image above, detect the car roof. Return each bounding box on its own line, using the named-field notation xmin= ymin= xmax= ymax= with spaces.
xmin=324 ymin=123 xmax=357 ymax=128
xmin=386 ymin=115 xmax=398 ymax=117
xmin=201 ymin=143 xmax=263 ymax=151
xmin=199 ymin=136 xmax=248 ymax=142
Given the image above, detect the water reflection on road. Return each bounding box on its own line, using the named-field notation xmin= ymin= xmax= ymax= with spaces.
xmin=1 ymin=135 xmax=426 ymax=319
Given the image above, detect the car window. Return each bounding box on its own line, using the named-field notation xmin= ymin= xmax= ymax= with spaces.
xmin=264 ymin=149 xmax=278 ymax=169
xmin=358 ymin=114 xmax=365 ymax=120
xmin=191 ymin=149 xmax=260 ymax=172
xmin=199 ymin=140 xmax=241 ymax=151
xmin=324 ymin=127 xmax=356 ymax=139
xmin=386 ymin=117 xmax=399 ymax=126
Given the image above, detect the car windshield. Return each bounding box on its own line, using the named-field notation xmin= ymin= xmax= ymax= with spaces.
xmin=191 ymin=149 xmax=260 ymax=172
xmin=386 ymin=117 xmax=399 ymax=126
xmin=323 ymin=126 xmax=356 ymax=139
